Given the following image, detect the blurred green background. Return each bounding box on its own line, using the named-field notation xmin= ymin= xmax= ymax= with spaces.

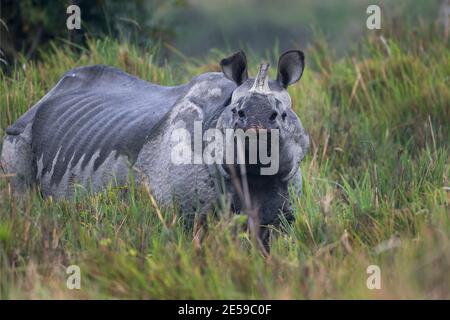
xmin=0 ymin=0 xmax=444 ymax=69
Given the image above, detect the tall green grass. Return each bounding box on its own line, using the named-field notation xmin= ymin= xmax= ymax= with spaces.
xmin=0 ymin=25 xmax=449 ymax=298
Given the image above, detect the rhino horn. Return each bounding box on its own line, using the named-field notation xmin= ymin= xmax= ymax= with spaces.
xmin=249 ymin=63 xmax=271 ymax=94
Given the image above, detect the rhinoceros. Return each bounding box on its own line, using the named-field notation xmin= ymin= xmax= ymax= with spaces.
xmin=1 ymin=50 xmax=309 ymax=244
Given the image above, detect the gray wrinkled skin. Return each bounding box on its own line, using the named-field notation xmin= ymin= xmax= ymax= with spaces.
xmin=1 ymin=51 xmax=309 ymax=238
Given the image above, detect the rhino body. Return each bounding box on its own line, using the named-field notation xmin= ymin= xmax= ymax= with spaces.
xmin=1 ymin=51 xmax=309 ymax=231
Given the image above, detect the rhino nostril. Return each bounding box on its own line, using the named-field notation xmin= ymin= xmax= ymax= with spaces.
xmin=238 ymin=110 xmax=245 ymax=118
xmin=270 ymin=112 xmax=278 ymax=121
xmin=281 ymin=112 xmax=287 ymax=121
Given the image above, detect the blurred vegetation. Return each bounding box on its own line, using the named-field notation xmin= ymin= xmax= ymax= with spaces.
xmin=0 ymin=0 xmax=186 ymax=71
xmin=0 ymin=13 xmax=449 ymax=298
xmin=0 ymin=0 xmax=445 ymax=73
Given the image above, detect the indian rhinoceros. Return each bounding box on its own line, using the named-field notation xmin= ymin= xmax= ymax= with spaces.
xmin=1 ymin=50 xmax=309 ymax=245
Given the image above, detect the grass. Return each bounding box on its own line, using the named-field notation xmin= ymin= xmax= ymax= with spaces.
xmin=0 ymin=24 xmax=449 ymax=299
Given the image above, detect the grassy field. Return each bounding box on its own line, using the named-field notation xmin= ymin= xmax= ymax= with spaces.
xmin=0 ymin=23 xmax=449 ymax=299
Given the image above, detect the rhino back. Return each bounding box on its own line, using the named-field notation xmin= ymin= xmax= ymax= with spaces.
xmin=30 ymin=65 xmax=188 ymax=196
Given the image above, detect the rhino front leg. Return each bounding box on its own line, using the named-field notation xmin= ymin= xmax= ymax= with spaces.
xmin=1 ymin=125 xmax=36 ymax=193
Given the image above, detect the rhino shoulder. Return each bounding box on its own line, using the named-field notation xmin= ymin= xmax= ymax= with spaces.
xmin=187 ymin=72 xmax=235 ymax=97
xmin=180 ymin=72 xmax=236 ymax=118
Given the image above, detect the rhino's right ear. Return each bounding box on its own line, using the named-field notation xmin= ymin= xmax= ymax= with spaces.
xmin=220 ymin=51 xmax=248 ymax=85
xmin=277 ymin=50 xmax=305 ymax=89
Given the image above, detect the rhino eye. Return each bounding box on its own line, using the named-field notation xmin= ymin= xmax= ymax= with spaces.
xmin=270 ymin=112 xmax=278 ymax=121
xmin=231 ymin=107 xmax=237 ymax=114
xmin=282 ymin=112 xmax=287 ymax=120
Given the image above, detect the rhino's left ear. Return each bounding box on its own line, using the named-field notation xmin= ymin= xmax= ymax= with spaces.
xmin=220 ymin=51 xmax=248 ymax=85
xmin=277 ymin=50 xmax=305 ymax=89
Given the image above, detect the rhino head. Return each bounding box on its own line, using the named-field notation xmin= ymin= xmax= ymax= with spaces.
xmin=216 ymin=50 xmax=309 ymax=183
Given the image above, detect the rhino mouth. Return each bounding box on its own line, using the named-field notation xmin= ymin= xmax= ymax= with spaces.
xmin=221 ymin=128 xmax=280 ymax=176
xmin=242 ymin=128 xmax=273 ymax=157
